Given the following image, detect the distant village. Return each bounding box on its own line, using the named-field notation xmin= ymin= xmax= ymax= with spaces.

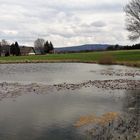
xmin=0 ymin=39 xmax=54 ymax=56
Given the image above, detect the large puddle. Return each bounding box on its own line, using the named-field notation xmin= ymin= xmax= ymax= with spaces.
xmin=0 ymin=63 xmax=139 ymax=140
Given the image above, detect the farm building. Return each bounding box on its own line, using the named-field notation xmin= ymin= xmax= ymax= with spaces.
xmin=20 ymin=46 xmax=36 ymax=56
xmin=0 ymin=45 xmax=36 ymax=56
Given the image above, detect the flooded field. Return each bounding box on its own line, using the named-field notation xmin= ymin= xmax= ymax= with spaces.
xmin=0 ymin=63 xmax=139 ymax=140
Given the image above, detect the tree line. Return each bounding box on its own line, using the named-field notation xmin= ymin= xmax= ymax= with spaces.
xmin=107 ymin=43 xmax=140 ymax=51
xmin=0 ymin=38 xmax=54 ymax=56
xmin=0 ymin=40 xmax=21 ymax=56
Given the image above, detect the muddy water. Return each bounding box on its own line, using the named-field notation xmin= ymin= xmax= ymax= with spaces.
xmin=0 ymin=63 xmax=139 ymax=140
xmin=0 ymin=63 xmax=139 ymax=84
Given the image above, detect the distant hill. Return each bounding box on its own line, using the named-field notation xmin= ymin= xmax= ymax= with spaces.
xmin=55 ymin=44 xmax=110 ymax=52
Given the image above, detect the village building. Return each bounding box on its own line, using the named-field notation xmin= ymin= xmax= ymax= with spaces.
xmin=0 ymin=45 xmax=36 ymax=56
xmin=20 ymin=46 xmax=36 ymax=56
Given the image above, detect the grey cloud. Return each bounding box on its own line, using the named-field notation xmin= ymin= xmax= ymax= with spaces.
xmin=0 ymin=0 xmax=133 ymax=46
xmin=81 ymin=21 xmax=107 ymax=29
xmin=43 ymin=2 xmax=123 ymax=13
xmin=91 ymin=21 xmax=106 ymax=28
xmin=48 ymin=21 xmax=106 ymax=39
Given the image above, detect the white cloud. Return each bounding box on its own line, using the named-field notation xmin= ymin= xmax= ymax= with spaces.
xmin=0 ymin=0 xmax=136 ymax=47
xmin=1 ymin=30 xmax=18 ymax=35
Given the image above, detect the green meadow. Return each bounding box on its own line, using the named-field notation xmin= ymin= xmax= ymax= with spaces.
xmin=0 ymin=50 xmax=140 ymax=67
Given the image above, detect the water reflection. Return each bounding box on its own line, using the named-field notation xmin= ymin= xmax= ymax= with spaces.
xmin=123 ymin=89 xmax=140 ymax=133
xmin=0 ymin=86 xmax=125 ymax=140
xmin=0 ymin=125 xmax=84 ymax=140
xmin=35 ymin=125 xmax=85 ymax=140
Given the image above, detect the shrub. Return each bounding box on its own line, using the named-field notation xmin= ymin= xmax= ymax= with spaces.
xmin=98 ymin=53 xmax=115 ymax=65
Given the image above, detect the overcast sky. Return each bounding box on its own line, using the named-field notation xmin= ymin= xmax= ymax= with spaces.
xmin=0 ymin=0 xmax=137 ymax=47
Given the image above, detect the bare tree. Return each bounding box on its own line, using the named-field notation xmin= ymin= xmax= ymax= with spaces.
xmin=0 ymin=39 xmax=10 ymax=56
xmin=34 ymin=38 xmax=45 ymax=54
xmin=124 ymin=0 xmax=140 ymax=40
xmin=1 ymin=39 xmax=9 ymax=46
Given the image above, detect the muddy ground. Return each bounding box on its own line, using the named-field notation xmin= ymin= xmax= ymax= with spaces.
xmin=0 ymin=79 xmax=139 ymax=101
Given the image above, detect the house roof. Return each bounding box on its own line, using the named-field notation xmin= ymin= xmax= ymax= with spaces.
xmin=20 ymin=47 xmax=35 ymax=55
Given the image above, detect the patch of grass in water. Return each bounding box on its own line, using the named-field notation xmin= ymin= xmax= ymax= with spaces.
xmin=74 ymin=112 xmax=119 ymax=127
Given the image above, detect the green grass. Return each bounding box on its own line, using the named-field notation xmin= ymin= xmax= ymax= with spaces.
xmin=0 ymin=50 xmax=140 ymax=67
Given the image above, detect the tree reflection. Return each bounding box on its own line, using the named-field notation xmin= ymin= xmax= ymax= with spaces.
xmin=123 ymin=89 xmax=140 ymax=132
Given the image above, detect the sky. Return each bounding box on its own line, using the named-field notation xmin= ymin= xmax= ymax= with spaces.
xmin=0 ymin=0 xmax=138 ymax=47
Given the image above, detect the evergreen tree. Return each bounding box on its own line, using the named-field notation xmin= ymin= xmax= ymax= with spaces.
xmin=10 ymin=42 xmax=21 ymax=56
xmin=44 ymin=41 xmax=50 ymax=53
xmin=15 ymin=42 xmax=21 ymax=56
xmin=0 ymin=44 xmax=1 ymax=56
xmin=49 ymin=41 xmax=54 ymax=52
xmin=10 ymin=43 xmax=16 ymax=56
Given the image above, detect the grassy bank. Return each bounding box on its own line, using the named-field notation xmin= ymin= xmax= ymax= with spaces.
xmin=0 ymin=50 xmax=140 ymax=67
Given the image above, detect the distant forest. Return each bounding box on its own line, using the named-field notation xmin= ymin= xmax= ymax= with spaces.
xmin=107 ymin=43 xmax=140 ymax=50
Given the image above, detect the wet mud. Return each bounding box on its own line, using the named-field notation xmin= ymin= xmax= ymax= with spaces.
xmin=0 ymin=79 xmax=139 ymax=101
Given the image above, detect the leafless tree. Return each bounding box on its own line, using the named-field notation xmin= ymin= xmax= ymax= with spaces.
xmin=0 ymin=39 xmax=9 ymax=56
xmin=0 ymin=39 xmax=9 ymax=46
xmin=34 ymin=38 xmax=45 ymax=54
xmin=124 ymin=0 xmax=140 ymax=40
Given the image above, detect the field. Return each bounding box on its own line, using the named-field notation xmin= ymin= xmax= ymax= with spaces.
xmin=0 ymin=50 xmax=140 ymax=67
